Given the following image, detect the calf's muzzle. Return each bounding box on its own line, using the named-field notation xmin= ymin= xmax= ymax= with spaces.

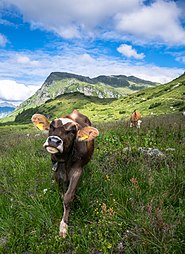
xmin=43 ymin=136 xmax=63 ymax=154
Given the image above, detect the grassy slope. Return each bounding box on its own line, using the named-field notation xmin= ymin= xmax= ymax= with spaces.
xmin=10 ymin=79 xmax=184 ymax=125
xmin=2 ymin=78 xmax=128 ymax=123
xmin=0 ymin=113 xmax=185 ymax=253
xmin=1 ymin=73 xmax=184 ymax=124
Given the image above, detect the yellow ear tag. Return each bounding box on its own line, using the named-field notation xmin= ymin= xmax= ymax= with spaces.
xmin=36 ymin=123 xmax=44 ymax=130
xmin=79 ymin=134 xmax=89 ymax=141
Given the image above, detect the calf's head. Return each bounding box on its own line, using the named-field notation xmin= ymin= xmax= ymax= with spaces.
xmin=32 ymin=114 xmax=99 ymax=157
xmin=44 ymin=118 xmax=78 ymax=155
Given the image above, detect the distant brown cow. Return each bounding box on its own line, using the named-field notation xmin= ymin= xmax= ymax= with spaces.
xmin=130 ymin=110 xmax=142 ymax=129
xmin=31 ymin=110 xmax=99 ymax=238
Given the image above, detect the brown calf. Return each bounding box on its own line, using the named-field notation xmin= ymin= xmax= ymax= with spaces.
xmin=130 ymin=110 xmax=142 ymax=128
xmin=31 ymin=110 xmax=99 ymax=238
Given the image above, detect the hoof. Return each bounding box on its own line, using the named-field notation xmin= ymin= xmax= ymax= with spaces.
xmin=59 ymin=219 xmax=68 ymax=238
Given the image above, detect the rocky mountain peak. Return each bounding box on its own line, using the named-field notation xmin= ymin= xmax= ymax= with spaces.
xmin=43 ymin=72 xmax=94 ymax=87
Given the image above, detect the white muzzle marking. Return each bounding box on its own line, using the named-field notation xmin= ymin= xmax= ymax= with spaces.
xmin=46 ymin=147 xmax=59 ymax=154
xmin=43 ymin=136 xmax=64 ymax=154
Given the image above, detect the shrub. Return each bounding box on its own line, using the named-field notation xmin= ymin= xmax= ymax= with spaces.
xmin=149 ymin=102 xmax=161 ymax=109
xmin=119 ymin=110 xmax=126 ymax=114
xmin=15 ymin=107 xmax=41 ymax=123
xmin=172 ymin=101 xmax=184 ymax=107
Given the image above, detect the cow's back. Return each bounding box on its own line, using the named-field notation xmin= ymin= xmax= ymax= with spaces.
xmin=131 ymin=111 xmax=142 ymax=121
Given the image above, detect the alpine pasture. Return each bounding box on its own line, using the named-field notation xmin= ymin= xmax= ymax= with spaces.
xmin=0 ymin=113 xmax=185 ymax=253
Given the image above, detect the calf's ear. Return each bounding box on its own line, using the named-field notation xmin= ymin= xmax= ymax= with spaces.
xmin=77 ymin=126 xmax=99 ymax=141
xmin=31 ymin=114 xmax=50 ymax=131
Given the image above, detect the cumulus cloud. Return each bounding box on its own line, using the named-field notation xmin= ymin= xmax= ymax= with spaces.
xmin=4 ymin=0 xmax=140 ymax=39
xmin=0 ymin=0 xmax=184 ymax=105
xmin=79 ymin=53 xmax=95 ymax=63
xmin=0 ymin=80 xmax=39 ymax=101
xmin=0 ymin=33 xmax=8 ymax=46
xmin=16 ymin=54 xmax=39 ymax=66
xmin=115 ymin=0 xmax=185 ymax=45
xmin=117 ymin=44 xmax=145 ymax=59
xmin=4 ymin=0 xmax=185 ymax=45
xmin=0 ymin=48 xmax=183 ymax=88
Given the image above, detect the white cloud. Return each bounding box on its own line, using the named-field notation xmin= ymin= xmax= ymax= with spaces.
xmin=175 ymin=55 xmax=185 ymax=64
xmin=0 ymin=33 xmax=8 ymax=46
xmin=0 ymin=1 xmax=184 ymax=105
xmin=115 ymin=0 xmax=185 ymax=45
xmin=117 ymin=44 xmax=145 ymax=59
xmin=55 ymin=26 xmax=81 ymax=39
xmin=0 ymin=80 xmax=39 ymax=101
xmin=0 ymin=48 xmax=183 ymax=91
xmin=16 ymin=54 xmax=39 ymax=66
xmin=4 ymin=0 xmax=140 ymax=39
xmin=79 ymin=53 xmax=95 ymax=63
xmin=3 ymin=0 xmax=185 ymax=45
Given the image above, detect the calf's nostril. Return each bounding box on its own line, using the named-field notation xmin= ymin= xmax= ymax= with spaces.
xmin=47 ymin=136 xmax=62 ymax=146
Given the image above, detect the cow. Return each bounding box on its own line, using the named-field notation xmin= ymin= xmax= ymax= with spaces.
xmin=31 ymin=110 xmax=99 ymax=238
xmin=130 ymin=110 xmax=142 ymax=132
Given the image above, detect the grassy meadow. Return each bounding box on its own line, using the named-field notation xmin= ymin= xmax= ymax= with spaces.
xmin=0 ymin=113 xmax=185 ymax=253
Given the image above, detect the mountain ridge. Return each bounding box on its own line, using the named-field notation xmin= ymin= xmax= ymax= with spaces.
xmin=11 ymin=72 xmax=185 ymax=124
xmin=43 ymin=72 xmax=158 ymax=88
xmin=17 ymin=71 xmax=159 ymax=110
xmin=2 ymin=71 xmax=184 ymax=124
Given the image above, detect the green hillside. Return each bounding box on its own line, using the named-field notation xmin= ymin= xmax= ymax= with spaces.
xmin=4 ymin=72 xmax=158 ymax=122
xmin=0 ymin=72 xmax=184 ymax=125
xmin=12 ymin=73 xmax=185 ymax=124
xmin=18 ymin=77 xmax=123 ymax=109
xmin=14 ymin=93 xmax=116 ymax=123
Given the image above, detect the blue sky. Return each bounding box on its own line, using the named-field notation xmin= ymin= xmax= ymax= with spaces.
xmin=0 ymin=0 xmax=185 ymax=105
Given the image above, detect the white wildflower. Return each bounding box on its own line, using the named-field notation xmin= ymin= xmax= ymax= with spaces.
xmin=43 ymin=189 xmax=48 ymax=194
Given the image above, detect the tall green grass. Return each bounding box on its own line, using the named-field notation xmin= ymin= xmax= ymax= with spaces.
xmin=0 ymin=113 xmax=185 ymax=253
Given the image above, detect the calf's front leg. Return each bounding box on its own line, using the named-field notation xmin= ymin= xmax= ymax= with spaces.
xmin=59 ymin=168 xmax=83 ymax=238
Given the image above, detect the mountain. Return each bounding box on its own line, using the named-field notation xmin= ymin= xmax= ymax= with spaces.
xmin=92 ymin=74 xmax=156 ymax=88
xmin=16 ymin=72 xmax=159 ymax=110
xmin=0 ymin=103 xmax=15 ymax=118
xmin=41 ymin=72 xmax=157 ymax=88
xmin=12 ymin=72 xmax=184 ymax=124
